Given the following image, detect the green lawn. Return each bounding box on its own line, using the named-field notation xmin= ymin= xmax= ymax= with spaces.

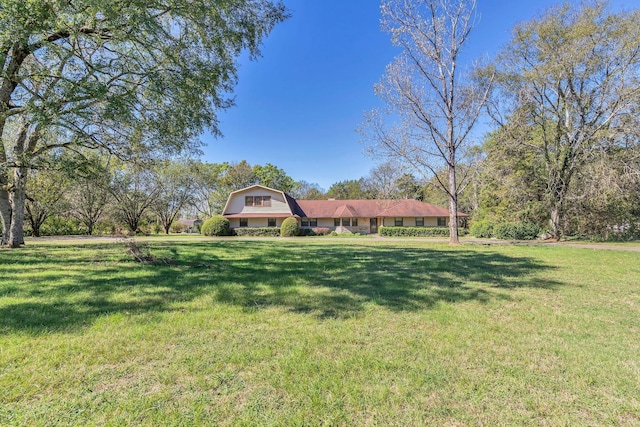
xmin=1 ymin=239 xmax=639 ymax=426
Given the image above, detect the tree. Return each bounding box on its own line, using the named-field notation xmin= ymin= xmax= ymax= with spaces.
xmin=67 ymin=162 xmax=112 ymax=236
xmin=326 ymin=179 xmax=369 ymax=199
xmin=109 ymin=164 xmax=160 ymax=234
xmin=24 ymin=168 xmax=69 ymax=237
xmin=189 ymin=161 xmax=230 ymax=218
xmin=290 ymin=180 xmax=325 ymax=200
xmin=361 ymin=161 xmax=405 ymax=199
xmin=151 ymin=161 xmax=195 ymax=234
xmin=0 ymin=0 xmax=288 ymax=247
xmin=360 ymin=0 xmax=492 ymax=244
xmin=253 ymin=163 xmax=297 ymax=194
xmin=488 ymin=1 xmax=640 ymax=238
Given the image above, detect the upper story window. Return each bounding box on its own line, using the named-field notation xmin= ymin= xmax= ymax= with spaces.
xmin=245 ymin=195 xmax=271 ymax=207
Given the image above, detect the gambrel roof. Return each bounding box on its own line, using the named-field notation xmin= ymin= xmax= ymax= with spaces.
xmin=222 ymin=185 xmax=467 ymax=219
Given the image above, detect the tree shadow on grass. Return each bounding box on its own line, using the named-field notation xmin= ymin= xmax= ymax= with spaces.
xmin=0 ymin=240 xmax=562 ymax=332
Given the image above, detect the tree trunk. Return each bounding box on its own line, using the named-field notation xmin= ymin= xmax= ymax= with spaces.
xmin=448 ymin=163 xmax=460 ymax=245
xmin=0 ymin=187 xmax=10 ymax=245
xmin=8 ymin=167 xmax=27 ymax=247
xmin=550 ymin=203 xmax=562 ymax=240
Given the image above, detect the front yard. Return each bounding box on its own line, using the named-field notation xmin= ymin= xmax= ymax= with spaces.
xmin=1 ymin=239 xmax=638 ymax=425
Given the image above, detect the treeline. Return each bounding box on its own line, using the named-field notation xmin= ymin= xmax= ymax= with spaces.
xmin=22 ymin=157 xmax=306 ymax=237
xmin=22 ymin=155 xmax=434 ymax=237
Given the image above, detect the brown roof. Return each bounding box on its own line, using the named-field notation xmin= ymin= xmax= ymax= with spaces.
xmin=294 ymin=199 xmax=467 ymax=218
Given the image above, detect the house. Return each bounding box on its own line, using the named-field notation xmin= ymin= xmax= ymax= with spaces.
xmin=222 ymin=185 xmax=468 ymax=234
xmin=177 ymin=218 xmax=204 ymax=233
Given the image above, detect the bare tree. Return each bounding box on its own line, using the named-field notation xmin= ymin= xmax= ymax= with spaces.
xmin=360 ymin=0 xmax=492 ymax=244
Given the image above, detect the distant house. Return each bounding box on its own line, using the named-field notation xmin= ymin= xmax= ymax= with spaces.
xmin=177 ymin=218 xmax=204 ymax=233
xmin=222 ymin=185 xmax=467 ymax=234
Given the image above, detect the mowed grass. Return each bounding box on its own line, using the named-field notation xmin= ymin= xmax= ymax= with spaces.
xmin=0 ymin=239 xmax=639 ymax=426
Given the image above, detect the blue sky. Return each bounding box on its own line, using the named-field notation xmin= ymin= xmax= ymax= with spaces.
xmin=201 ymin=0 xmax=639 ymax=191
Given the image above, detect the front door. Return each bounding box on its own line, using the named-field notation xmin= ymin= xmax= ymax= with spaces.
xmin=370 ymin=218 xmax=378 ymax=234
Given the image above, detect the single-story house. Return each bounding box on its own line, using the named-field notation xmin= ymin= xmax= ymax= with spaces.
xmin=222 ymin=185 xmax=467 ymax=234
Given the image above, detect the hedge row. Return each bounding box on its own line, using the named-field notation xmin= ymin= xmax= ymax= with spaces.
xmin=299 ymin=227 xmax=332 ymax=236
xmin=470 ymin=220 xmax=541 ymax=240
xmin=379 ymin=226 xmax=468 ymax=237
xmin=233 ymin=227 xmax=281 ymax=237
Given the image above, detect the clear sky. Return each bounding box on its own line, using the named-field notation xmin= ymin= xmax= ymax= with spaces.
xmin=200 ymin=0 xmax=639 ymax=191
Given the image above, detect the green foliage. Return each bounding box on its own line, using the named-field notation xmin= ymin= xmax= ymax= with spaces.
xmin=169 ymin=221 xmax=187 ymax=234
xmin=379 ymin=226 xmax=468 ymax=237
xmin=489 ymin=2 xmax=640 ymax=238
xmin=253 ymin=163 xmax=297 ymax=194
xmin=493 ymin=222 xmax=541 ymax=240
xmin=201 ymin=216 xmax=230 ymax=236
xmin=470 ymin=220 xmax=494 ymax=238
xmin=233 ymin=227 xmax=281 ymax=237
xmin=298 ymin=227 xmax=332 ymax=236
xmin=326 ymin=179 xmax=369 ymax=199
xmin=37 ymin=215 xmax=86 ymax=236
xmin=280 ymin=217 xmax=299 ymax=237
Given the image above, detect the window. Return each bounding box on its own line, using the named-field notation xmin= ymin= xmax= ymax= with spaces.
xmin=352 ymin=218 xmax=358 ymax=226
xmin=415 ymin=217 xmax=424 ymax=227
xmin=239 ymin=218 xmax=248 ymax=227
xmin=395 ymin=217 xmax=404 ymax=226
xmin=302 ymin=218 xmax=317 ymax=227
xmin=334 ymin=218 xmax=340 ymax=226
xmin=245 ymin=196 xmax=271 ymax=207
xmin=437 ymin=217 xmax=447 ymax=227
xmin=268 ymin=218 xmax=276 ymax=227
xmin=342 ymin=218 xmax=351 ymax=227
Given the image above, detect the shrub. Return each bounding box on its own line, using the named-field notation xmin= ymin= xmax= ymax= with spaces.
xmin=379 ymin=226 xmax=468 ymax=237
xmin=233 ymin=227 xmax=281 ymax=237
xmin=493 ymin=222 xmax=540 ymax=240
xmin=470 ymin=220 xmax=494 ymax=238
xmin=169 ymin=221 xmax=187 ymax=234
xmin=379 ymin=226 xmax=448 ymax=237
xmin=201 ymin=216 xmax=230 ymax=236
xmin=280 ymin=217 xmax=299 ymax=237
xmin=39 ymin=215 xmax=85 ymax=236
xmin=298 ymin=227 xmax=331 ymax=236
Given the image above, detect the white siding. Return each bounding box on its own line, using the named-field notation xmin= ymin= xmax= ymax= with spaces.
xmin=382 ymin=217 xmax=447 ymax=227
xmin=229 ymin=217 xmax=283 ymax=228
xmin=224 ymin=188 xmax=292 ymax=215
